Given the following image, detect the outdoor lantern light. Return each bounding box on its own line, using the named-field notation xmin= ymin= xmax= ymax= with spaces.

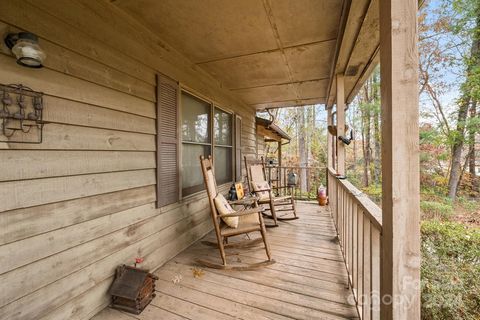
xmin=338 ymin=129 xmax=354 ymax=145
xmin=4 ymin=32 xmax=46 ymax=68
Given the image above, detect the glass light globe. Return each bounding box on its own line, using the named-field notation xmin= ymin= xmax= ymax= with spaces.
xmin=11 ymin=33 xmax=46 ymax=68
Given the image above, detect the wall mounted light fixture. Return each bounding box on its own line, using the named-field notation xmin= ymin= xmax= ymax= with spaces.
xmin=4 ymin=32 xmax=46 ymax=68
xmin=338 ymin=129 xmax=354 ymax=146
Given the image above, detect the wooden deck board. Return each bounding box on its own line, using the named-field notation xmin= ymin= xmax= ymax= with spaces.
xmin=91 ymin=202 xmax=358 ymax=320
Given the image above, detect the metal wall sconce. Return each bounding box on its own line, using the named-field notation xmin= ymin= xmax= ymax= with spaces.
xmin=338 ymin=129 xmax=354 ymax=145
xmin=0 ymin=84 xmax=45 ymax=143
xmin=4 ymin=32 xmax=46 ymax=68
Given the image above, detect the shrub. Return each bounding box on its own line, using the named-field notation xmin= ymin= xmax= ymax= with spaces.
xmin=421 ymin=200 xmax=454 ymax=220
xmin=362 ymin=184 xmax=382 ymax=204
xmin=421 ymin=221 xmax=480 ymax=320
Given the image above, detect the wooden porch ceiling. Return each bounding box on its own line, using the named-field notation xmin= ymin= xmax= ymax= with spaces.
xmin=91 ymin=203 xmax=358 ymax=320
xmin=112 ymin=0 xmax=379 ymax=110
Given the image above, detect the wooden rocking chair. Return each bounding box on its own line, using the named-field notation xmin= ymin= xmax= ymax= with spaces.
xmin=198 ymin=155 xmax=275 ymax=270
xmin=244 ymin=156 xmax=298 ymax=226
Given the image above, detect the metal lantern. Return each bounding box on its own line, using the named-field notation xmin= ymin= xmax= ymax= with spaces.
xmin=287 ymin=171 xmax=297 ymax=186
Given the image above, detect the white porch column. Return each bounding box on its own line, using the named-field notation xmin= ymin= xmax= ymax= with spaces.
xmin=379 ymin=0 xmax=420 ymax=319
xmin=327 ymin=107 xmax=333 ymax=169
xmin=336 ymin=74 xmax=346 ymax=175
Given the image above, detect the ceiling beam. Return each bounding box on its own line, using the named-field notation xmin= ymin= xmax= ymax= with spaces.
xmin=325 ymin=0 xmax=352 ymax=109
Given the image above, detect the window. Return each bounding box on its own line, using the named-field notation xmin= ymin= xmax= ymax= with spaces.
xmin=181 ymin=92 xmax=211 ymax=195
xmin=181 ymin=91 xmax=234 ymax=196
xmin=235 ymin=115 xmax=242 ymax=181
xmin=214 ymin=108 xmax=233 ymax=184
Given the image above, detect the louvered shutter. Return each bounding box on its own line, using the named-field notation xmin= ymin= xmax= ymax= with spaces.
xmin=235 ymin=115 xmax=242 ymax=181
xmin=156 ymin=74 xmax=180 ymax=207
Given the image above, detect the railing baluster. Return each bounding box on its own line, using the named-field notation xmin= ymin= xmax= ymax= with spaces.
xmin=342 ymin=188 xmax=345 ymax=249
xmin=335 ymin=179 xmax=339 ymax=226
xmin=344 ymin=191 xmax=348 ymax=269
xmin=371 ymin=227 xmax=381 ymax=320
xmin=349 ymin=196 xmax=353 ymax=274
xmin=357 ymin=210 xmax=364 ymax=316
xmin=363 ymin=220 xmax=372 ymax=320
xmin=352 ymin=202 xmax=358 ymax=295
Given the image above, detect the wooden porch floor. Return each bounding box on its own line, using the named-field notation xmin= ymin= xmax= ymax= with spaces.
xmin=91 ymin=202 xmax=358 ymax=320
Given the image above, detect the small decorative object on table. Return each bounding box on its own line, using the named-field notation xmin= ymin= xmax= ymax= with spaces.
xmin=234 ymin=182 xmax=245 ymax=200
xmin=228 ymin=183 xmax=238 ymax=201
xmin=108 ymin=263 xmax=158 ymax=315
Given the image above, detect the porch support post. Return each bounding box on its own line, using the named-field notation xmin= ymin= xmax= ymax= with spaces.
xmin=278 ymin=141 xmax=282 ymax=166
xmin=327 ymin=107 xmax=333 ymax=169
xmin=379 ymin=0 xmax=420 ymax=319
xmin=336 ymin=74 xmax=346 ymax=175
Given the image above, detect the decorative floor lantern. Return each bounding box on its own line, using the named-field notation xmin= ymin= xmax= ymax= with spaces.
xmin=109 ymin=264 xmax=158 ymax=315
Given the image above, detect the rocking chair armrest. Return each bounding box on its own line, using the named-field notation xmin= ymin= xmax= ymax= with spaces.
xmin=228 ymin=196 xmax=259 ymax=205
xmin=271 ymin=186 xmax=293 ymax=190
xmin=218 ymin=206 xmax=264 ymax=218
xmin=251 ymin=188 xmax=272 ymax=193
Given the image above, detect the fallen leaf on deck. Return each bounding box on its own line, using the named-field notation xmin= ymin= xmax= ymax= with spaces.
xmin=192 ymin=267 xmax=205 ymax=278
xmin=171 ymin=274 xmax=182 ymax=284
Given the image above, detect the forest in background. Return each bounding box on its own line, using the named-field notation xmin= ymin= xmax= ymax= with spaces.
xmin=260 ymin=0 xmax=479 ymax=318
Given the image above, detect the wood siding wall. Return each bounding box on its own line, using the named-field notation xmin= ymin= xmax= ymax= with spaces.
xmin=0 ymin=1 xmax=259 ymax=319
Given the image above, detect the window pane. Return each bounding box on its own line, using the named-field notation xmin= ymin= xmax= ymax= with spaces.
xmin=214 ymin=108 xmax=232 ymax=146
xmin=214 ymin=147 xmax=232 ymax=185
xmin=181 ymin=93 xmax=211 ymax=143
xmin=182 ymin=144 xmax=211 ymax=195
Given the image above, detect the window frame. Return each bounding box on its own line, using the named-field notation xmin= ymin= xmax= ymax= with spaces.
xmin=179 ymin=88 xmax=236 ymax=198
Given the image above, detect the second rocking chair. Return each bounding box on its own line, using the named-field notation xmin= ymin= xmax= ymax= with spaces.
xmin=244 ymin=156 xmax=298 ymax=226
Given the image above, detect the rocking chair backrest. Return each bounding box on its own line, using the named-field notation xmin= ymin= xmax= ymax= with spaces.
xmin=244 ymin=156 xmax=270 ymax=193
xmin=250 ymin=164 xmax=266 ymax=183
xmin=200 ymin=155 xmax=220 ymax=221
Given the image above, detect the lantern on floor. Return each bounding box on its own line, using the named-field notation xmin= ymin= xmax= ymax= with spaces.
xmin=109 ymin=264 xmax=158 ymax=315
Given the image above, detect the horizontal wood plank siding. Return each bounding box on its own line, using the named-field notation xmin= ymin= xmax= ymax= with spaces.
xmin=0 ymin=1 xmax=258 ymax=319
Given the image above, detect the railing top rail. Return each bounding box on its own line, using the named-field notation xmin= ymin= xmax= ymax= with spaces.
xmin=328 ymin=167 xmax=382 ymax=230
xmin=268 ymin=166 xmax=327 ymax=169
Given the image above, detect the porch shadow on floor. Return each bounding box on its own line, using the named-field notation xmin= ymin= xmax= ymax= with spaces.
xmin=91 ymin=202 xmax=358 ymax=320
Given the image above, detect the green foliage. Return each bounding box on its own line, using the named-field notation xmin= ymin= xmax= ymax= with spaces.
xmin=457 ymin=197 xmax=480 ymax=212
xmin=361 ymin=184 xmax=382 ymax=204
xmin=420 ymin=200 xmax=454 ymax=220
xmin=421 ymin=221 xmax=480 ymax=320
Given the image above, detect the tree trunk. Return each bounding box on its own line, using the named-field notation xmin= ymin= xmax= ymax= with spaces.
xmin=448 ymin=98 xmax=470 ymax=199
xmin=468 ymin=101 xmax=478 ymax=192
xmin=365 ymin=106 xmax=372 ymax=187
xmin=372 ymin=72 xmax=381 ymax=184
xmin=298 ymin=107 xmax=307 ymax=192
xmin=448 ymin=7 xmax=480 ymax=199
xmin=360 ymin=89 xmax=371 ymax=187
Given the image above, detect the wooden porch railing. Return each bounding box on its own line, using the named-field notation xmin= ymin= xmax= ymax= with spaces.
xmin=266 ymin=165 xmax=326 ymax=200
xmin=327 ymin=168 xmax=382 ymax=320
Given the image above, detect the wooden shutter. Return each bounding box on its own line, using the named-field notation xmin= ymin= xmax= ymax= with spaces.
xmin=235 ymin=115 xmax=242 ymax=181
xmin=156 ymin=74 xmax=180 ymax=207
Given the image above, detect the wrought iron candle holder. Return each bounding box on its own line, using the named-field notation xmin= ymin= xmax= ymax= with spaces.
xmin=0 ymin=84 xmax=45 ymax=143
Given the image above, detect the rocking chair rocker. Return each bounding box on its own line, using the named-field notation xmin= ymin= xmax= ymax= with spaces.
xmin=244 ymin=156 xmax=298 ymax=226
xmin=197 ymin=155 xmax=275 ymax=270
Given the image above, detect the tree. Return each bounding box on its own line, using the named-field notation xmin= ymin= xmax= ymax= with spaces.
xmin=447 ymin=0 xmax=480 ymax=199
